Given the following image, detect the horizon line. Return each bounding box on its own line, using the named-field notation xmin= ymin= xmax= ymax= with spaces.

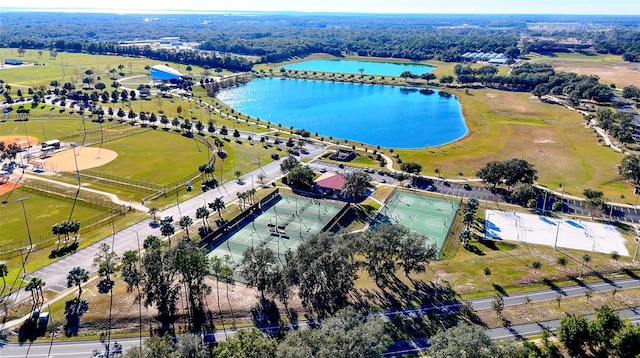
xmin=1 ymin=7 xmax=639 ymax=16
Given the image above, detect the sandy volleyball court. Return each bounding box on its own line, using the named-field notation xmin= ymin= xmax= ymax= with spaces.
xmin=43 ymin=146 xmax=118 ymax=171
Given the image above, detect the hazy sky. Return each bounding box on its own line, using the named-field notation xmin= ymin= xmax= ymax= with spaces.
xmin=3 ymin=0 xmax=640 ymax=15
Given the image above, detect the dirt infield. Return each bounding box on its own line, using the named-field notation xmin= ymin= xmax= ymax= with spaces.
xmin=43 ymin=146 xmax=118 ymax=172
xmin=0 ymin=135 xmax=39 ymax=149
xmin=0 ymin=181 xmax=20 ymax=195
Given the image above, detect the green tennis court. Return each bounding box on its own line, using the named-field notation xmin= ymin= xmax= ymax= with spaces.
xmin=208 ymin=194 xmax=347 ymax=266
xmin=374 ymin=191 xmax=459 ymax=255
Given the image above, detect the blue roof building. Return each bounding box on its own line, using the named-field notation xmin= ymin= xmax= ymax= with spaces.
xmin=150 ymin=65 xmax=182 ymax=81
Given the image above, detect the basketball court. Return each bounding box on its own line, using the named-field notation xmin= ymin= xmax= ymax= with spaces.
xmin=485 ymin=210 xmax=629 ymax=256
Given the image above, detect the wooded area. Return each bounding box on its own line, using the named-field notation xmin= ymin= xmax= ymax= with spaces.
xmin=1 ymin=13 xmax=639 ymax=67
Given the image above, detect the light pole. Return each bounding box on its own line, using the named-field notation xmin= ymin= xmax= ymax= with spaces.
xmin=134 ymin=231 xmax=143 ymax=347
xmin=554 ymin=220 xmax=561 ymax=250
xmin=16 ymin=197 xmax=33 ymax=247
xmin=23 ymin=121 xmax=30 ymax=148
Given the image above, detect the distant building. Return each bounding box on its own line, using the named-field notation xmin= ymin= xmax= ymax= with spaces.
xmin=461 ymin=52 xmax=510 ymax=64
xmin=4 ymin=59 xmax=23 ymax=65
xmin=488 ymin=58 xmax=509 ymax=65
xmin=150 ymin=65 xmax=182 ymax=81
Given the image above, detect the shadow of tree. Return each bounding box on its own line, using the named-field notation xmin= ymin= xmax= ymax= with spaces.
xmin=250 ymin=298 xmax=280 ymax=337
xmin=64 ymin=298 xmax=88 ymax=337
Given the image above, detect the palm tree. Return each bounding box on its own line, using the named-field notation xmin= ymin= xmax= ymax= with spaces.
xmin=208 ymin=197 xmax=225 ymax=219
xmin=196 ymin=206 xmax=210 ymax=230
xmin=234 ymin=170 xmax=242 ymax=184
xmin=52 ymin=222 xmax=65 ymax=248
xmin=148 ymin=206 xmax=159 ymax=224
xmin=179 ymin=215 xmax=194 ymax=239
xmin=0 ymin=264 xmax=8 ymax=294
xmin=247 ymin=188 xmax=257 ymax=205
xmin=35 ymin=277 xmax=45 ymax=305
xmin=68 ymin=221 xmax=81 ymax=245
xmin=579 ymin=254 xmax=592 ymax=279
xmin=237 ymin=191 xmax=246 ymax=211
xmin=160 ymin=219 xmax=175 ymax=243
xmin=257 ymin=173 xmax=267 ymax=187
xmin=26 ymin=277 xmax=45 ymax=306
xmin=25 ymin=278 xmax=36 ymax=304
xmin=67 ymin=267 xmax=89 ymax=301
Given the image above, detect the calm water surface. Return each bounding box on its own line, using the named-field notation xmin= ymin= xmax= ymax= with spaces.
xmin=282 ymin=59 xmax=435 ymax=76
xmin=217 ymin=78 xmax=467 ymax=148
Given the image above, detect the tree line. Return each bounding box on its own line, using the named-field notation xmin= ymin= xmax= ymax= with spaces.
xmin=5 ymin=12 xmax=638 ymax=67
xmin=451 ymin=63 xmax=613 ymax=102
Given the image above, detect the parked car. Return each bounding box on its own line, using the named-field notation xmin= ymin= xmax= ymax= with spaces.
xmin=380 ymin=178 xmax=386 ymax=183
xmin=426 ymin=185 xmax=437 ymax=192
xmin=319 ymin=167 xmax=327 ymax=173
xmin=464 ymin=183 xmax=472 ymax=190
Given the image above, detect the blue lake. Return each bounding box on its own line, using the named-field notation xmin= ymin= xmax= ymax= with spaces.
xmin=282 ymin=59 xmax=435 ymax=76
xmin=216 ymin=78 xmax=468 ymax=148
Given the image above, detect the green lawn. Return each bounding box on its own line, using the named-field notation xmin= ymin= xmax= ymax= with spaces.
xmin=93 ymin=129 xmax=210 ymax=185
xmin=394 ymin=87 xmax=626 ymax=199
xmin=0 ymin=49 xmax=160 ymax=88
xmin=0 ymin=188 xmax=105 ymax=252
xmin=0 ymin=48 xmax=243 ymax=90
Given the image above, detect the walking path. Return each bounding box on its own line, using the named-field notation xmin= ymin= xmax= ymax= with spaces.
xmin=22 ymin=173 xmax=148 ymax=211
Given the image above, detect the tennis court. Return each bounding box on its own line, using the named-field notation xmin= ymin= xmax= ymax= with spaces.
xmin=208 ymin=194 xmax=347 ymax=266
xmin=374 ymin=191 xmax=460 ymax=255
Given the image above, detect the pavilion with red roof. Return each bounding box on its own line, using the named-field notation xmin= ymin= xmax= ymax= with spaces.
xmin=314 ymin=172 xmax=345 ymax=196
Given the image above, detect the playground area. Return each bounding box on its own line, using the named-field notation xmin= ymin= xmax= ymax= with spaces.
xmin=485 ymin=210 xmax=629 ymax=256
xmin=374 ymin=191 xmax=460 ymax=256
xmin=208 ymin=194 xmax=347 ymax=267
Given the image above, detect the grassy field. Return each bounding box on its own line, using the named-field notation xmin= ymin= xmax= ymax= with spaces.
xmin=1 ymin=111 xmax=105 ymax=140
xmin=0 ymin=48 xmax=196 ymax=88
xmin=0 ymin=48 xmax=242 ymax=92
xmin=0 ymin=188 xmax=106 ymax=248
xmin=95 ymin=130 xmax=209 ymax=185
xmin=394 ymin=87 xmax=626 ymax=199
xmin=529 ymin=52 xmax=640 ymax=89
xmin=0 ymin=185 xmax=110 ymax=285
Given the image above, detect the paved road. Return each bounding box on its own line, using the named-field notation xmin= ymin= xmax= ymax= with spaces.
xmin=5 ymin=306 xmax=640 ymax=357
xmin=382 ymin=308 xmax=640 ymax=357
